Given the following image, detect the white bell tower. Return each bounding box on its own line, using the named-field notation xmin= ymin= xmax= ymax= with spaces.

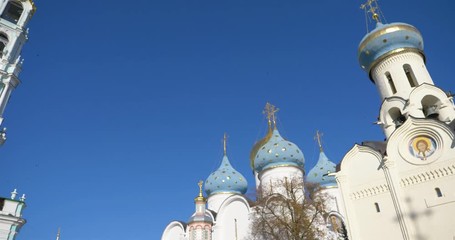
xmin=0 ymin=0 xmax=35 ymax=145
xmin=358 ymin=1 xmax=455 ymax=138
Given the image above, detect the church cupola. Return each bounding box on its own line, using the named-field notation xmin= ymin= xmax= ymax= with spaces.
xmin=204 ymin=134 xmax=248 ymax=196
xmin=251 ymin=103 xmax=305 ymax=173
xmin=306 ymin=131 xmax=337 ymax=188
xmin=204 ymin=134 xmax=247 ymax=211
xmin=250 ymin=103 xmax=305 ymax=195
xmin=357 ymin=0 xmax=455 ymax=138
xmin=358 ymin=0 xmax=433 ymax=101
xmin=188 ymin=181 xmax=213 ymax=240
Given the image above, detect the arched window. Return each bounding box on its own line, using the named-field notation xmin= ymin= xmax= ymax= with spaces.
xmin=435 ymin=187 xmax=443 ymax=197
xmin=0 ymin=33 xmax=8 ymax=57
xmin=403 ymin=64 xmax=418 ymax=87
xmin=389 ymin=107 xmax=405 ymax=128
xmin=385 ymin=72 xmax=397 ymax=94
xmin=421 ymin=95 xmax=441 ymax=119
xmin=1 ymin=1 xmax=23 ymax=24
xmin=374 ymin=202 xmax=381 ymax=213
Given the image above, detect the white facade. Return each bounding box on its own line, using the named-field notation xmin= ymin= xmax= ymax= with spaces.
xmin=336 ymin=13 xmax=455 ymax=240
xmin=0 ymin=191 xmax=26 ymax=240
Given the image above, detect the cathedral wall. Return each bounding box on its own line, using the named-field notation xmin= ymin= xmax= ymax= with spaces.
xmin=351 ymin=192 xmax=403 ymax=240
xmin=399 ymin=171 xmax=455 ymax=239
xmin=213 ymin=196 xmax=250 ymax=240
xmin=207 ymin=193 xmax=232 ymax=212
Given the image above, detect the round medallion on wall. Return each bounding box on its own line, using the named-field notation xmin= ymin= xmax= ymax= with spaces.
xmin=408 ymin=136 xmax=436 ymax=161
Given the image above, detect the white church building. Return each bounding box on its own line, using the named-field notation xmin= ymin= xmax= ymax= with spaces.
xmin=162 ymin=2 xmax=455 ymax=240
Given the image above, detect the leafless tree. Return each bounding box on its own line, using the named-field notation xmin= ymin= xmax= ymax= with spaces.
xmin=248 ymin=178 xmax=327 ymax=240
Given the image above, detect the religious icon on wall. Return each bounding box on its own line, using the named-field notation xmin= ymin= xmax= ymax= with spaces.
xmin=329 ymin=214 xmax=343 ymax=233
xmin=409 ymin=136 xmax=436 ymax=160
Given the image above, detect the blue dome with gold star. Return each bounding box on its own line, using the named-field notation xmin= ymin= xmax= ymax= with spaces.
xmin=204 ymin=155 xmax=248 ymax=196
xmin=307 ymin=151 xmax=337 ymax=187
xmin=253 ymin=129 xmax=305 ymax=172
xmin=358 ymin=22 xmax=424 ymax=74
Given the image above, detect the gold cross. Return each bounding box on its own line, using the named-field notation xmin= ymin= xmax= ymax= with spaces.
xmin=315 ymin=130 xmax=324 ymax=152
xmin=198 ymin=180 xmax=203 ymax=197
xmin=263 ymin=102 xmax=279 ymax=129
xmin=361 ymin=0 xmax=381 ymax=23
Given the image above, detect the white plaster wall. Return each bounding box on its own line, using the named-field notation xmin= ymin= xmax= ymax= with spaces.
xmin=259 ymin=166 xmax=304 ymax=196
xmin=212 ymin=196 xmax=250 ymax=240
xmin=207 ymin=193 xmax=232 ymax=212
xmin=371 ymin=51 xmax=433 ymax=101
xmin=161 ymin=221 xmax=186 ymax=240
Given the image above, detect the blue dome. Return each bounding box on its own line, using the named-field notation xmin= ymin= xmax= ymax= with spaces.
xmin=358 ymin=22 xmax=424 ymax=74
xmin=306 ymin=151 xmax=337 ymax=187
xmin=253 ymin=129 xmax=304 ymax=172
xmin=204 ymin=155 xmax=248 ymax=196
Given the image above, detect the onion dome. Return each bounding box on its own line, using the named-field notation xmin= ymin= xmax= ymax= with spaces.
xmin=307 ymin=151 xmax=337 ymax=187
xmin=253 ymin=128 xmax=305 ymax=172
xmin=204 ymin=138 xmax=248 ymax=196
xmin=189 ymin=181 xmax=213 ymax=224
xmin=358 ymin=22 xmax=424 ymax=75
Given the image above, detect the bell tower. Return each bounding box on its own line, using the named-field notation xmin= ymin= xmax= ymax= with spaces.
xmin=0 ymin=0 xmax=35 ymax=145
xmin=358 ymin=0 xmax=455 ymax=138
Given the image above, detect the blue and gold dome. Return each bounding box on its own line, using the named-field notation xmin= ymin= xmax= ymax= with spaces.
xmin=307 ymin=151 xmax=337 ymax=187
xmin=358 ymin=22 xmax=424 ymax=74
xmin=204 ymin=155 xmax=248 ymax=196
xmin=253 ymin=128 xmax=305 ymax=172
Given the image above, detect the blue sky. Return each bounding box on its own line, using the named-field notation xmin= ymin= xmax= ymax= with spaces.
xmin=1 ymin=0 xmax=454 ymax=239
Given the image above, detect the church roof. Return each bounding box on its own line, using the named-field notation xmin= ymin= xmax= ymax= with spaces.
xmin=253 ymin=128 xmax=305 ymax=172
xmin=306 ymin=151 xmax=337 ymax=187
xmin=204 ymin=155 xmax=248 ymax=196
xmin=358 ymin=22 xmax=424 ymax=75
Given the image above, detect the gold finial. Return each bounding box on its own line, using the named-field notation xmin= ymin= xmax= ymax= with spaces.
xmin=223 ymin=133 xmax=228 ymax=156
xmin=315 ymin=130 xmax=324 ymax=152
xmin=195 ymin=180 xmax=205 ymax=202
xmin=263 ymin=102 xmax=279 ymax=129
xmin=198 ymin=180 xmax=203 ymax=197
xmin=361 ymin=0 xmax=382 ymax=23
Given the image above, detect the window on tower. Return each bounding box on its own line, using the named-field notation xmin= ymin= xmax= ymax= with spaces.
xmin=385 ymin=72 xmax=397 ymax=94
xmin=1 ymin=1 xmax=23 ymax=24
xmin=403 ymin=64 xmax=418 ymax=87
xmin=0 ymin=33 xmax=8 ymax=57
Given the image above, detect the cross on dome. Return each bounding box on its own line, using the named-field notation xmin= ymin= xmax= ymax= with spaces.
xmin=315 ymin=130 xmax=324 ymax=152
xmin=263 ymin=102 xmax=279 ymax=129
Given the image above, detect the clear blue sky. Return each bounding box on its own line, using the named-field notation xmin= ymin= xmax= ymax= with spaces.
xmin=1 ymin=0 xmax=454 ymax=239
